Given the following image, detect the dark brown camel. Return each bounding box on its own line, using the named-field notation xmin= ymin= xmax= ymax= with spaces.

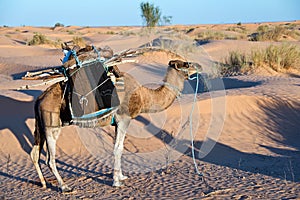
xmin=30 ymin=45 xmax=201 ymax=192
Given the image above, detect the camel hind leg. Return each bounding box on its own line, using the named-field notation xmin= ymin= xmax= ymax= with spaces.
xmin=30 ymin=127 xmax=46 ymax=188
xmin=45 ymin=127 xmax=72 ymax=193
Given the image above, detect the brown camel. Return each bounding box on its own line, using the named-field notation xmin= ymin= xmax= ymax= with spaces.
xmin=30 ymin=45 xmax=201 ymax=192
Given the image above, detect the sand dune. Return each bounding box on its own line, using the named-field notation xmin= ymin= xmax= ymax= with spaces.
xmin=0 ymin=24 xmax=300 ymax=199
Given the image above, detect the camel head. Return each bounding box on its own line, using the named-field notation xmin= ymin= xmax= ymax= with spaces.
xmin=168 ymin=60 xmax=202 ymax=79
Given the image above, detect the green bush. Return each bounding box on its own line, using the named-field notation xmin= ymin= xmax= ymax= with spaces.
xmin=27 ymin=33 xmax=50 ymax=45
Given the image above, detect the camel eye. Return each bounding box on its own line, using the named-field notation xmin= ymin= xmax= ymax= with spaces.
xmin=184 ymin=62 xmax=191 ymax=68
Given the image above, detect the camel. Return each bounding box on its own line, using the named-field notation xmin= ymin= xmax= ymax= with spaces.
xmin=30 ymin=45 xmax=201 ymax=192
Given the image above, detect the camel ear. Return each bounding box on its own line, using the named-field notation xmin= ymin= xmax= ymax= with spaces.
xmin=174 ymin=62 xmax=179 ymax=70
xmin=168 ymin=60 xmax=175 ymax=67
xmin=61 ymin=42 xmax=71 ymax=51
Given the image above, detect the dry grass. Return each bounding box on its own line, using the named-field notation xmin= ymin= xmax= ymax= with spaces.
xmin=251 ymin=43 xmax=300 ymax=71
xmin=72 ymin=36 xmax=86 ymax=48
xmin=27 ymin=33 xmax=86 ymax=48
xmin=196 ymin=30 xmax=247 ymax=41
xmin=249 ymin=25 xmax=300 ymax=41
xmin=226 ymin=25 xmax=248 ymax=34
xmin=220 ymin=44 xmax=300 ymax=76
xmin=219 ymin=51 xmax=252 ymax=76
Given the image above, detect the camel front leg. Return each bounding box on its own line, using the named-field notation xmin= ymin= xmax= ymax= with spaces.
xmin=113 ymin=116 xmax=130 ymax=187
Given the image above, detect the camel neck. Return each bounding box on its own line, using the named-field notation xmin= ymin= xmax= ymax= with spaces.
xmin=163 ymin=67 xmax=185 ymax=94
xmin=140 ymin=68 xmax=185 ymax=113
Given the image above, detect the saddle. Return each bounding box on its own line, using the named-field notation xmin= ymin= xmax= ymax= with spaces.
xmin=61 ymin=43 xmax=123 ymax=127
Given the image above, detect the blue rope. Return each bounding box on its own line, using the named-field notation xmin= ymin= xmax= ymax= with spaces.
xmin=92 ymin=45 xmax=101 ymax=60
xmin=62 ymin=50 xmax=72 ymax=64
xmin=92 ymin=45 xmax=109 ymax=72
xmin=188 ymin=67 xmax=203 ymax=176
xmin=71 ymin=50 xmax=82 ymax=68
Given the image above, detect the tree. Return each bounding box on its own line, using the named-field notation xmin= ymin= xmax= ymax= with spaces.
xmin=140 ymin=2 xmax=161 ymax=27
xmin=54 ymin=22 xmax=64 ymax=28
xmin=162 ymin=16 xmax=172 ymax=26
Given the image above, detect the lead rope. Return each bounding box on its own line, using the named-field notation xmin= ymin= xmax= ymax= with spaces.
xmin=187 ymin=65 xmax=203 ymax=177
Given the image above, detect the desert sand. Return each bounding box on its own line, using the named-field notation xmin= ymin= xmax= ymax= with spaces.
xmin=0 ymin=22 xmax=300 ymax=199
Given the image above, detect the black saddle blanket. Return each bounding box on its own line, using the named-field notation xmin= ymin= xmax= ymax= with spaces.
xmin=70 ymin=60 xmax=120 ymax=118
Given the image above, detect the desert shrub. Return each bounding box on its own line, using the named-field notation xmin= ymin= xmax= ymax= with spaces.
xmin=250 ymin=26 xmax=284 ymax=41
xmin=250 ymin=25 xmax=299 ymax=41
xmin=257 ymin=25 xmax=269 ymax=33
xmin=251 ymin=44 xmax=300 ymax=71
xmin=226 ymin=51 xmax=248 ymax=67
xmin=119 ymin=31 xmax=136 ymax=36
xmin=197 ymin=30 xmax=242 ymax=41
xmin=226 ymin=26 xmax=247 ymax=33
xmin=197 ymin=31 xmax=225 ymax=40
xmin=27 ymin=32 xmax=50 ymax=45
xmin=220 ymin=51 xmax=252 ymax=76
xmin=284 ymin=23 xmax=297 ymax=30
xmin=53 ymin=38 xmax=63 ymax=47
xmin=72 ymin=36 xmax=86 ymax=48
xmin=106 ymin=31 xmax=115 ymax=35
xmin=250 ymin=49 xmax=265 ymax=68
xmin=67 ymin=30 xmax=75 ymax=35
xmin=221 ymin=44 xmax=300 ymax=75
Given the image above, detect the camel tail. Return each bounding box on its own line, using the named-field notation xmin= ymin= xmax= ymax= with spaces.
xmin=33 ymin=99 xmax=45 ymax=147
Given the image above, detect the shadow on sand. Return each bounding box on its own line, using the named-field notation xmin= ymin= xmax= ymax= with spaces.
xmin=0 ymin=90 xmax=41 ymax=154
xmin=184 ymin=74 xmax=262 ymax=94
xmin=135 ymin=109 xmax=300 ymax=182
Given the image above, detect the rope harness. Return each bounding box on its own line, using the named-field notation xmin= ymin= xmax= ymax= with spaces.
xmin=164 ymin=63 xmax=203 ymax=176
xmin=187 ymin=65 xmax=203 ymax=177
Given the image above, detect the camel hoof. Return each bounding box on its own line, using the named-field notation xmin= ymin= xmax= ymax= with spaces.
xmin=120 ymin=175 xmax=128 ymax=181
xmin=60 ymin=185 xmax=73 ymax=193
xmin=112 ymin=181 xmax=124 ymax=187
xmin=41 ymin=182 xmax=47 ymax=189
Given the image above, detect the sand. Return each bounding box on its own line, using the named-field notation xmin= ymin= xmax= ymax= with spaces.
xmin=0 ymin=23 xmax=300 ymax=199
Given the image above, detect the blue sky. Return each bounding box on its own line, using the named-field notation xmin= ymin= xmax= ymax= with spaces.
xmin=0 ymin=0 xmax=299 ymax=27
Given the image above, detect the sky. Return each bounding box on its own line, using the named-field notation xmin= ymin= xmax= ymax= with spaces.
xmin=0 ymin=0 xmax=299 ymax=27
